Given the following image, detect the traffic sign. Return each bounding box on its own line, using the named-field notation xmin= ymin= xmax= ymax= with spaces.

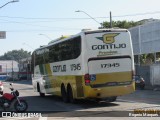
xmin=0 ymin=31 xmax=6 ymax=39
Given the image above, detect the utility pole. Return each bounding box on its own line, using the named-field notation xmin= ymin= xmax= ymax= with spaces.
xmin=12 ymin=60 xmax=14 ymax=81
xmin=110 ymin=11 xmax=112 ymax=28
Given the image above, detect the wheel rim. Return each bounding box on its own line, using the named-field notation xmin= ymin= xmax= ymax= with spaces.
xmin=16 ymin=101 xmax=27 ymax=111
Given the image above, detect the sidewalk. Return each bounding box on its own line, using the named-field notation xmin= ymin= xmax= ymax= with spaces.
xmin=144 ymin=85 xmax=154 ymax=90
xmin=144 ymin=84 xmax=160 ymax=91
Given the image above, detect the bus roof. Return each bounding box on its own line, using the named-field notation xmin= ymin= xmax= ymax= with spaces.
xmin=83 ymin=28 xmax=128 ymax=34
xmin=33 ymin=28 xmax=128 ymax=52
xmin=48 ymin=35 xmax=71 ymax=45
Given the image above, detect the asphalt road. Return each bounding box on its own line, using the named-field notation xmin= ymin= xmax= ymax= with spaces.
xmin=1 ymin=80 xmax=160 ymax=120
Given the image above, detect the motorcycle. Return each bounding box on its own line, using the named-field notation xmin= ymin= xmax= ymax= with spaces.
xmin=0 ymin=83 xmax=28 ymax=112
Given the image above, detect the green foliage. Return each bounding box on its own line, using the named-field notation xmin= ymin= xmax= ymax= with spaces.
xmin=140 ymin=54 xmax=147 ymax=64
xmin=138 ymin=53 xmax=155 ymax=65
xmin=0 ymin=49 xmax=31 ymax=61
xmin=102 ymin=20 xmax=144 ymax=29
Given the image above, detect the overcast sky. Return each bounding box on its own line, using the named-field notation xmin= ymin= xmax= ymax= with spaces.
xmin=0 ymin=0 xmax=160 ymax=55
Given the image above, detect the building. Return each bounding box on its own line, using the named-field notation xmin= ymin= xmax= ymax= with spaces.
xmin=18 ymin=57 xmax=32 ymax=80
xmin=129 ymin=19 xmax=160 ymax=88
xmin=0 ymin=60 xmax=19 ymax=80
xmin=129 ymin=19 xmax=160 ymax=65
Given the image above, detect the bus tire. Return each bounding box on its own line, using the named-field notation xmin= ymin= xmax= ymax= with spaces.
xmin=40 ymin=92 xmax=45 ymax=97
xmin=61 ymin=84 xmax=69 ymax=103
xmin=109 ymin=96 xmax=117 ymax=102
xmin=37 ymin=83 xmax=45 ymax=97
xmin=67 ymin=85 xmax=76 ymax=103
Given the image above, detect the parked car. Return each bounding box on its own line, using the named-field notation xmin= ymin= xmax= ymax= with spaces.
xmin=0 ymin=81 xmax=3 ymax=94
xmin=133 ymin=75 xmax=145 ymax=90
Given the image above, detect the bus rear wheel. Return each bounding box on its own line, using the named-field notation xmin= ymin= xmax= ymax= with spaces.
xmin=67 ymin=85 xmax=75 ymax=103
xmin=61 ymin=85 xmax=69 ymax=103
xmin=107 ymin=96 xmax=117 ymax=102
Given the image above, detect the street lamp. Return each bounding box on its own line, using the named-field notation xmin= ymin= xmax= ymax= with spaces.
xmin=22 ymin=43 xmax=34 ymax=50
xmin=75 ymin=10 xmax=102 ymax=28
xmin=39 ymin=34 xmax=52 ymax=41
xmin=0 ymin=0 xmax=19 ymax=9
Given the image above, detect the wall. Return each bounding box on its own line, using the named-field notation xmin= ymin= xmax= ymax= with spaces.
xmin=136 ymin=64 xmax=160 ymax=88
xmin=129 ymin=20 xmax=160 ymax=55
xmin=135 ymin=65 xmax=151 ymax=87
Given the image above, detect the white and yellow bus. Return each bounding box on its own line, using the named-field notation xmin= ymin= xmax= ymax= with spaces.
xmin=31 ymin=29 xmax=135 ymax=103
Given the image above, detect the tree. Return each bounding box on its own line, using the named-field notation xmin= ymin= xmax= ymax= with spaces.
xmin=0 ymin=49 xmax=31 ymax=62
xmin=102 ymin=20 xmax=144 ymax=29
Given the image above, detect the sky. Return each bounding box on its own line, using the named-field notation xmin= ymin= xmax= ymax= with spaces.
xmin=0 ymin=0 xmax=160 ymax=55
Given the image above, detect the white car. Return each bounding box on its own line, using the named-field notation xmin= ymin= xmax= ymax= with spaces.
xmin=0 ymin=81 xmax=4 ymax=95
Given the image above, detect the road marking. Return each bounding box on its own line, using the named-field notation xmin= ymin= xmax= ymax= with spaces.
xmin=39 ymin=117 xmax=47 ymax=120
xmin=117 ymin=99 xmax=138 ymax=103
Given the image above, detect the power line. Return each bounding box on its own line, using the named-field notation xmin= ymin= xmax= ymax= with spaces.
xmin=1 ymin=11 xmax=160 ymax=33
xmin=0 ymin=11 xmax=160 ymax=20
xmin=112 ymin=11 xmax=160 ymax=18
xmin=6 ymin=28 xmax=82 ymax=32
xmin=0 ymin=10 xmax=160 ymax=26
xmin=0 ymin=15 xmax=93 ymax=20
xmin=0 ymin=18 xmax=82 ymax=29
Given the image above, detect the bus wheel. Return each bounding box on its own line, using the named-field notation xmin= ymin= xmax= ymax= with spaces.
xmin=40 ymin=92 xmax=45 ymax=97
xmin=95 ymin=98 xmax=102 ymax=103
xmin=61 ymin=85 xmax=69 ymax=103
xmin=67 ymin=85 xmax=75 ymax=103
xmin=109 ymin=96 xmax=117 ymax=102
xmin=37 ymin=83 xmax=45 ymax=97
